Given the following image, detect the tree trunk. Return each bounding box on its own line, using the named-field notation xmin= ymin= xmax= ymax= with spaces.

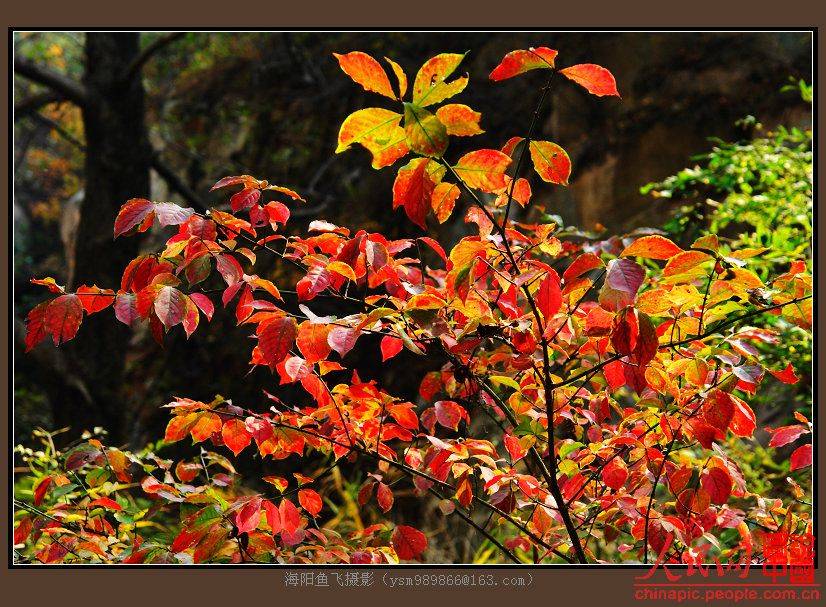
xmin=47 ymin=33 xmax=151 ymax=444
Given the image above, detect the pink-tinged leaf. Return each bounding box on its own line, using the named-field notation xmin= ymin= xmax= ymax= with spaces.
xmin=327 ymin=326 xmax=360 ymax=357
xmin=153 ymin=286 xmax=188 ymax=330
xmin=298 ymin=489 xmax=323 ymax=517
xmin=376 ymin=482 xmax=394 ymax=513
xmin=768 ymin=425 xmax=810 ymax=448
xmin=392 ymin=525 xmax=427 ymax=560
xmin=434 ymin=400 xmax=469 ymax=431
xmin=380 ymin=335 xmax=403 ymax=361
xmin=769 ymin=363 xmax=800 ymax=384
xmin=257 ymin=316 xmax=298 ymax=367
xmin=210 ymin=175 xmax=259 ymax=191
xmin=333 ymin=51 xmax=397 ymax=100
xmin=229 ymin=188 xmax=261 ymax=212
xmin=529 ymin=141 xmax=571 ymax=185
xmin=114 ymin=198 xmax=153 ymax=237
xmin=44 ymin=294 xmax=84 ymax=346
xmin=621 ymin=235 xmax=683 ymax=260
xmin=489 ymin=47 xmax=558 ymax=81
xmin=76 ymin=285 xmax=115 ymax=314
xmin=114 ymin=293 xmax=140 ymax=327
xmin=235 ymin=496 xmax=263 ymax=534
xmin=790 ymin=444 xmax=812 ymax=471
xmin=222 ymin=419 xmax=252 ymax=456
xmin=453 ymin=149 xmax=511 ymax=193
xmin=296 ymin=266 xmax=332 ymax=301
xmin=189 ymin=293 xmax=215 ymax=321
xmin=599 ymin=258 xmax=645 ymax=311
xmin=536 ymin=269 xmax=562 ymax=319
xmin=153 ymin=202 xmax=194 ymax=227
xmin=560 ymin=63 xmax=620 ymax=97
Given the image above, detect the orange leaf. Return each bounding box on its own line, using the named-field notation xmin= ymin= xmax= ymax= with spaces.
xmin=222 ymin=419 xmax=252 ymax=456
xmin=560 ymin=63 xmax=620 ymax=97
xmin=298 ymin=488 xmax=323 ymax=517
xmin=431 ymin=182 xmax=460 ymax=223
xmin=435 ymin=104 xmax=483 ymax=136
xmin=529 ymin=140 xmax=571 ymax=185
xmin=489 ymin=47 xmax=558 ymax=81
xmin=336 ymin=108 xmax=408 ymax=169
xmin=296 ymin=321 xmax=332 ymax=363
xmin=621 ymin=235 xmax=683 ymax=260
xmin=333 ymin=51 xmax=397 ymax=100
xmin=76 ymin=285 xmax=115 ymax=314
xmin=453 ymin=149 xmax=511 ymax=192
xmin=393 ymin=157 xmax=436 ymax=229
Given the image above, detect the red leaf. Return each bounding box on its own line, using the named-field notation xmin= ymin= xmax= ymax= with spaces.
xmin=189 ymin=293 xmax=215 ymax=321
xmin=503 ymin=434 xmax=527 ymax=463
xmin=89 ymin=497 xmax=123 ymax=511
xmin=298 ymin=489 xmax=323 ymax=517
xmin=279 ymin=499 xmax=301 ymax=534
xmin=14 ymin=516 xmax=32 ymax=545
xmin=33 ymin=476 xmax=53 ymax=506
xmin=230 ymin=188 xmax=261 ymax=212
xmin=536 ymin=269 xmax=562 ymax=319
xmin=621 ymin=235 xmax=683 ymax=260
xmin=393 ymin=157 xmax=435 ymax=229
xmin=235 ymin=496 xmax=263 ymax=534
xmin=222 ymin=419 xmax=252 ymax=456
xmin=44 ymin=294 xmax=84 ymax=346
xmin=601 ymin=458 xmax=628 ymax=491
xmin=392 ymin=525 xmax=427 ymax=560
xmin=434 ymin=400 xmax=469 ymax=431
xmin=790 ymin=444 xmax=812 ymax=471
xmin=376 ymin=482 xmax=394 ymax=513
xmin=257 ymin=316 xmax=298 ymax=367
xmin=769 ymin=363 xmax=800 ymax=384
xmin=24 ymin=301 xmax=50 ymax=352
xmin=380 ymin=335 xmax=404 ymax=361
xmin=76 ymin=285 xmax=115 ymax=314
xmin=114 ymin=198 xmax=153 ymax=238
xmin=768 ymin=425 xmax=810 ymax=448
xmin=701 ymin=468 xmax=732 ymax=505
xmin=489 ymin=47 xmax=558 ymax=81
xmin=729 ymin=395 xmax=756 ymax=438
xmin=560 ymin=63 xmax=620 ymax=97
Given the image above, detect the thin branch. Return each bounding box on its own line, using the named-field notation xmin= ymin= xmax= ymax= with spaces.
xmin=15 ymin=91 xmax=65 ymax=119
xmin=123 ymin=32 xmax=185 ymax=83
xmin=14 ymin=56 xmax=88 ymax=107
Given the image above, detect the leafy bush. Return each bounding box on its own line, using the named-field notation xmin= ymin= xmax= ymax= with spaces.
xmin=14 ymin=46 xmax=812 ymax=565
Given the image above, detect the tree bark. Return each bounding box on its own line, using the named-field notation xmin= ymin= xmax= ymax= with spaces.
xmin=47 ymin=33 xmax=151 ymax=444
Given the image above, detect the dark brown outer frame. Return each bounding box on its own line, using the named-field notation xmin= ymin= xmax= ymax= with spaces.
xmin=1 ymin=1 xmax=821 ymax=606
